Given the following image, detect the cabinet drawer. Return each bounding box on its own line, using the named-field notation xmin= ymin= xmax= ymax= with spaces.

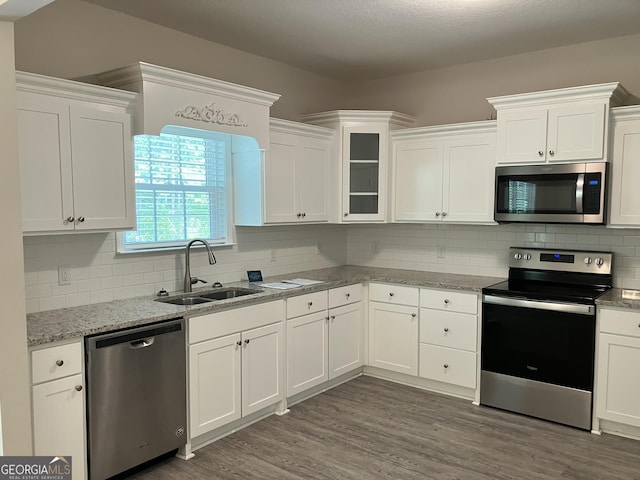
xmin=369 ymin=283 xmax=419 ymax=306
xmin=420 ymin=309 xmax=477 ymax=352
xmin=189 ymin=300 xmax=284 ymax=344
xmin=31 ymin=342 xmax=82 ymax=384
xmin=600 ymin=308 xmax=640 ymax=338
xmin=287 ymin=291 xmax=328 ymax=319
xmin=329 ymin=284 xmax=362 ymax=309
xmin=420 ymin=289 xmax=477 ymax=314
xmin=418 ymin=344 xmax=476 ymax=389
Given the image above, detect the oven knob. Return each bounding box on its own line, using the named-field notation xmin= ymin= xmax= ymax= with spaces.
xmin=584 ymin=257 xmax=592 ymax=265
xmin=595 ymin=257 xmax=604 ymax=267
xmin=513 ymin=253 xmax=522 ymax=260
xmin=524 ymin=254 xmax=532 ymax=261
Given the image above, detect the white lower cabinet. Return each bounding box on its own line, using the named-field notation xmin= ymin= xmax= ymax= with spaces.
xmin=188 ymin=301 xmax=284 ymax=439
xmin=596 ymin=308 xmax=640 ymax=428
xmin=418 ymin=288 xmax=478 ymax=390
xmin=30 ymin=341 xmax=86 ymax=480
xmin=368 ymin=284 xmax=419 ymax=376
xmin=286 ymin=285 xmax=364 ymax=397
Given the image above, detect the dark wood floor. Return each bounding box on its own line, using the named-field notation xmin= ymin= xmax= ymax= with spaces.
xmin=130 ymin=376 xmax=640 ymax=479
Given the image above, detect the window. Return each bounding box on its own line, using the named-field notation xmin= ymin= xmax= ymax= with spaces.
xmin=122 ymin=131 xmax=230 ymax=251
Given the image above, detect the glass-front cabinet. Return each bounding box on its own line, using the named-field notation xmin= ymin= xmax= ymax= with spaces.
xmin=301 ymin=110 xmax=415 ymax=223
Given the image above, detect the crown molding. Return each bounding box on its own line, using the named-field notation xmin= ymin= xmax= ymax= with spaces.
xmin=391 ymin=120 xmax=497 ymax=140
xmin=300 ymin=110 xmax=416 ymax=129
xmin=269 ymin=118 xmax=334 ymax=139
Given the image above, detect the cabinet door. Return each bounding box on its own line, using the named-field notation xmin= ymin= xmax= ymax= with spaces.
xmin=608 ymin=121 xmax=640 ymax=226
xmin=442 ymin=134 xmax=496 ymax=223
xmin=496 ymin=108 xmax=547 ymax=164
xmin=242 ymin=323 xmax=284 ymax=416
xmin=393 ymin=141 xmax=443 ymax=222
xmin=329 ymin=302 xmax=364 ymax=379
xmin=596 ymin=333 xmax=640 ymax=427
xmin=264 ymin=132 xmax=298 ymax=223
xmin=17 ymin=95 xmax=74 ymax=233
xmin=546 ymin=102 xmax=605 ymax=162
xmin=32 ymin=374 xmax=85 ymax=480
xmin=286 ymin=311 xmax=328 ymax=396
xmin=368 ymin=302 xmax=418 ymax=375
xmin=70 ymin=106 xmax=135 ymax=230
xmin=297 ymin=138 xmax=329 ymax=222
xmin=343 ymin=126 xmax=386 ymax=222
xmin=189 ymin=333 xmax=242 ymax=437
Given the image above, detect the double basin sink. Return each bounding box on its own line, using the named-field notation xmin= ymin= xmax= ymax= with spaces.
xmin=157 ymin=287 xmax=263 ymax=306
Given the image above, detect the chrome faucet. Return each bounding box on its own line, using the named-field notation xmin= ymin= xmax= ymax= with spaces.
xmin=183 ymin=239 xmax=217 ymax=293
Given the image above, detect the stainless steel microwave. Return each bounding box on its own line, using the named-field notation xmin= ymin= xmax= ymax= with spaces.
xmin=495 ymin=162 xmax=607 ymax=224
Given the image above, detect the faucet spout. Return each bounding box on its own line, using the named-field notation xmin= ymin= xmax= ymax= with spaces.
xmin=184 ymin=239 xmax=217 ymax=293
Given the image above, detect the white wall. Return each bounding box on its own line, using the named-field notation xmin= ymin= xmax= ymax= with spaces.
xmin=348 ymin=223 xmax=640 ymax=289
xmin=0 ymin=21 xmax=32 ymax=454
xmin=24 ymin=226 xmax=347 ymax=313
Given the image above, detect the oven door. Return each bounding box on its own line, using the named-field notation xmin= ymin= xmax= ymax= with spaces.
xmin=481 ymin=295 xmax=596 ymax=391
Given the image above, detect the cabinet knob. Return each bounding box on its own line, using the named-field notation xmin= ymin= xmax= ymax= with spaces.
xmin=389 ymin=292 xmax=395 ymax=297
xmin=435 ymin=212 xmax=440 ymax=217
xmin=444 ymin=299 xmax=450 ymax=304
xmin=302 ymin=212 xmax=306 ymax=218
xmin=297 ymin=213 xmax=302 ymax=218
xmin=444 ymin=327 xmax=449 ymax=332
xmin=443 ymin=364 xmax=449 ymax=369
xmin=331 ymin=315 xmax=336 ymax=320
xmin=75 ymin=385 xmax=83 ymax=392
xmin=325 ymin=316 xmax=330 ymax=321
xmin=308 ymin=301 xmax=313 ymax=307
xmin=344 ymin=213 xmax=349 ymax=217
xmin=345 ymin=293 xmax=350 ymax=299
xmin=549 ymin=150 xmax=555 ymax=156
xmin=244 ymin=339 xmax=250 ymax=345
xmin=236 ymin=341 xmax=242 ymax=346
xmin=442 ymin=212 xmax=447 ymax=217
xmin=78 ymin=216 xmax=85 ymax=223
xmin=66 ymin=216 xmax=74 ymax=223
xmin=56 ymin=360 xmax=64 ymax=367
xmin=411 ymin=313 xmax=417 ymax=318
xmin=538 ymin=150 xmax=544 ymax=157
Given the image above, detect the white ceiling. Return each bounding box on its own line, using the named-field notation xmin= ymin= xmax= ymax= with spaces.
xmin=81 ymin=0 xmax=640 ymax=81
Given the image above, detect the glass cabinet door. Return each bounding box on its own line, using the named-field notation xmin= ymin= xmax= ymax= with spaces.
xmin=343 ymin=127 xmax=385 ymax=220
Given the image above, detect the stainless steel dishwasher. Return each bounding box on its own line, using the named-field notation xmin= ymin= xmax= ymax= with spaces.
xmin=86 ymin=318 xmax=187 ymax=479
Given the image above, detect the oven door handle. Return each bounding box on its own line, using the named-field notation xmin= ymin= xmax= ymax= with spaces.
xmin=483 ymin=295 xmax=595 ymax=316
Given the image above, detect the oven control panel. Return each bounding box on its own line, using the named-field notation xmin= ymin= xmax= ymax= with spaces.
xmin=508 ymin=247 xmax=612 ymax=274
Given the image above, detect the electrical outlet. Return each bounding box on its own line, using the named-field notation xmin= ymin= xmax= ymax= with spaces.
xmin=437 ymin=245 xmax=446 ymax=258
xmin=58 ymin=265 xmax=71 ymax=285
xmin=270 ymin=249 xmax=277 ymax=262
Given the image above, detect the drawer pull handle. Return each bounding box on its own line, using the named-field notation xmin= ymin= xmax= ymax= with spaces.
xmin=56 ymin=360 xmax=64 ymax=367
xmin=443 ymin=364 xmax=449 ymax=369
xmin=444 ymin=327 xmax=449 ymax=332
xmin=75 ymin=385 xmax=83 ymax=392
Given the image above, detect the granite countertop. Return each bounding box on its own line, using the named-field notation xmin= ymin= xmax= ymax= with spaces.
xmin=26 ymin=265 xmax=502 ymax=346
xmin=596 ymin=288 xmax=640 ymax=311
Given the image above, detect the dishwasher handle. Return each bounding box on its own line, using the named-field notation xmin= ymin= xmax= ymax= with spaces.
xmin=130 ymin=337 xmax=155 ymax=349
xmin=87 ymin=319 xmax=184 ymax=351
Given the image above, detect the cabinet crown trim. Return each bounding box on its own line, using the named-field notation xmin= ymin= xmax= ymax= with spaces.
xmin=16 ymin=71 xmax=137 ymax=108
xmin=300 ymin=110 xmax=416 ymax=128
xmin=611 ymin=105 xmax=640 ymax=122
xmin=391 ymin=120 xmax=497 ymax=140
xmin=487 ymin=82 xmax=628 ymax=110
xmin=270 ymin=118 xmax=334 ymax=139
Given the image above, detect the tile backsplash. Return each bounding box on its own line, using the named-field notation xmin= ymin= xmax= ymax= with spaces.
xmin=347 ymin=223 xmax=640 ymax=288
xmin=23 ymin=223 xmax=640 ymax=313
xmin=23 ymin=225 xmax=347 ymax=313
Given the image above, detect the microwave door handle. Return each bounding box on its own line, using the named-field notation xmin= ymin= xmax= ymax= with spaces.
xmin=576 ymin=173 xmax=584 ymax=214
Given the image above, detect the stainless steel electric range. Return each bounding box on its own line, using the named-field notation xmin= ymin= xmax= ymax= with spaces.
xmin=480 ymin=247 xmax=613 ymax=430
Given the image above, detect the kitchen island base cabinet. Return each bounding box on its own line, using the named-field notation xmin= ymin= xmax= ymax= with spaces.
xmin=188 ymin=301 xmax=284 ymax=440
xmin=596 ymin=308 xmax=640 ymax=431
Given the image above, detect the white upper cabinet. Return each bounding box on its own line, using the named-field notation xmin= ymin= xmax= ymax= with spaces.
xmin=17 ymin=72 xmax=137 ymax=235
xmin=487 ymin=83 xmax=628 ymax=165
xmin=391 ymin=122 xmax=496 ymax=224
xmin=234 ymin=118 xmax=333 ymax=225
xmin=301 ymin=110 xmax=415 ymax=223
xmin=608 ymin=106 xmax=640 ymax=227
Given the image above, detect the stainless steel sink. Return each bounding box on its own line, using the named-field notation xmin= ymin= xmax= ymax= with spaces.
xmin=157 ymin=287 xmax=262 ymax=305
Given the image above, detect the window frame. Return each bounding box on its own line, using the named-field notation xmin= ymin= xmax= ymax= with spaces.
xmin=116 ymin=128 xmax=235 ymax=254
